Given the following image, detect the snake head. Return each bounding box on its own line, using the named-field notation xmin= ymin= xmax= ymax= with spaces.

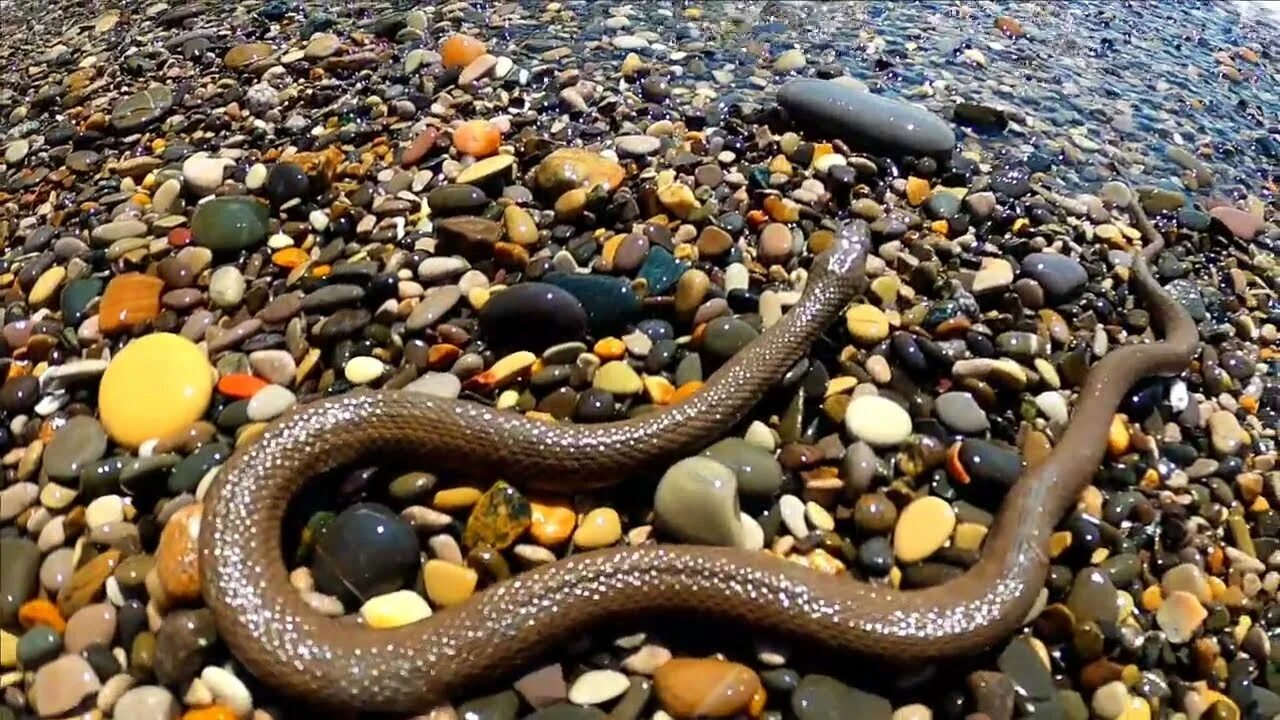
xmin=811 ymin=219 xmax=870 ymax=281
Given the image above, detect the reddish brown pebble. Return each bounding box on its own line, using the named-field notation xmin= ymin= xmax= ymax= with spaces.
xmin=98 ymin=273 xmax=164 ymax=334
xmin=653 ymin=658 xmax=762 ymax=718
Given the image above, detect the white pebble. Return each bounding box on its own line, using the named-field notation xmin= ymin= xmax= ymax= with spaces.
xmin=844 ymin=394 xmax=913 ymax=447
xmin=743 ymin=421 xmax=776 ymax=451
xmin=1034 ymin=391 xmax=1069 ymax=425
xmin=244 ymin=163 xmax=268 ymax=190
xmin=567 ymin=669 xmax=630 ymax=705
xmin=84 ymin=495 xmax=124 ymax=528
xmin=309 ymin=210 xmax=329 ymax=232
xmin=266 ymin=233 xmax=295 ymax=249
xmin=778 ymin=494 xmax=808 ymax=538
xmin=1090 ymin=681 xmax=1128 ymax=720
xmin=723 ymin=263 xmax=749 ymax=292
xmin=246 ymin=384 xmax=297 ymax=422
xmin=403 ymin=372 xmax=462 ymax=399
xmin=1168 ymin=379 xmax=1189 ymax=412
xmin=344 ymin=356 xmax=386 ymax=385
xmin=200 ymin=665 xmax=253 ymax=718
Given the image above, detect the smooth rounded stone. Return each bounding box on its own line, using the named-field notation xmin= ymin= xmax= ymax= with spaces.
xmin=971 ymin=257 xmax=1014 ymax=294
xmin=774 ymin=48 xmax=807 ymax=71
xmin=793 ymin=674 xmax=893 ymax=720
xmin=225 ymin=41 xmax=274 ymax=68
xmin=4 ymin=138 xmax=29 ymax=164
xmin=206 ymin=266 xmax=245 ymax=308
xmin=182 ymin=156 xmax=232 ymax=196
xmin=956 ymin=440 xmax=1023 ymax=488
xmin=113 ymin=685 xmax=179 ymax=720
xmin=1161 ymin=563 xmax=1212 ymax=603
xmin=403 ymin=372 xmax=463 ymax=399
xmin=934 ymin=392 xmax=989 ymax=433
xmin=845 ymin=395 xmax=912 ymax=447
xmin=312 ymin=503 xmax=419 ymax=606
xmin=533 ymin=149 xmax=625 ymax=196
xmin=653 ymin=659 xmax=762 ymax=718
xmin=654 ymin=457 xmax=743 ymax=546
xmin=64 ymin=602 xmax=116 ymax=652
xmin=1066 ymin=568 xmax=1122 ymax=623
xmin=187 ymin=196 xmax=267 ymax=253
xmin=153 ymin=608 xmax=217 ymax=687
xmin=1156 ymin=590 xmax=1207 ymax=643
xmin=615 ymin=135 xmax=661 ymax=156
xmin=998 ymin=637 xmax=1057 ymax=703
xmin=43 ymin=415 xmax=108 ymax=480
xmin=110 ymin=85 xmax=173 ymax=130
xmin=0 ymin=482 xmax=37 ymax=522
xmin=1 ymin=374 xmax=39 ymax=413
xmin=0 ymin=538 xmax=41 ymax=625
xmin=428 ymin=184 xmax=489 ymax=215
xmin=99 ymin=334 xmax=213 ymax=448
xmin=457 ymin=689 xmax=519 ymax=720
xmin=406 ymin=286 xmax=463 ymax=331
xmin=593 ymin=362 xmax=642 ymax=395
xmin=701 ymin=438 xmax=784 ymax=497
xmin=778 ymin=79 xmax=954 ymax=155
xmin=1035 ymin=392 xmax=1069 ymax=425
xmin=1020 ymin=253 xmax=1088 ymax=300
xmin=456 ymin=155 xmax=515 ymax=185
xmin=479 ymin=283 xmax=588 ymax=351
xmin=568 ymin=669 xmax=630 ymax=706
xmin=893 ymin=496 xmax=956 ymax=563
xmin=1091 ymin=681 xmax=1128 ymax=720
xmin=702 ymin=317 xmax=759 ymax=359
xmin=1209 ymin=206 xmax=1261 ymax=239
xmin=1208 ymin=410 xmax=1247 ymax=455
xmin=33 ymin=654 xmax=101 ymax=716
xmin=925 ymin=190 xmax=963 ymax=219
xmin=247 ymin=384 xmax=296 ymax=421
xmin=17 ymin=626 xmax=62 ymax=668
xmin=263 ymin=162 xmax=310 ymax=207
xmin=361 ymin=590 xmax=432 ymax=628
xmin=248 ymin=350 xmax=296 ymax=385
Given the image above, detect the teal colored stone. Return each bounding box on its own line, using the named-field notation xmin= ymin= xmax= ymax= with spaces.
xmin=541 ymin=272 xmax=642 ymax=333
xmin=17 ymin=626 xmax=62 ymax=669
xmin=191 ymin=197 xmax=269 ymax=251
xmin=638 ymin=246 xmax=686 ymax=295
xmin=60 ymin=278 xmax=105 ymax=325
xmin=1177 ymin=207 xmax=1211 ymax=231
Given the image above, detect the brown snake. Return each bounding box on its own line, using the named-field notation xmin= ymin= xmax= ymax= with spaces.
xmin=200 ymin=202 xmax=1198 ymax=711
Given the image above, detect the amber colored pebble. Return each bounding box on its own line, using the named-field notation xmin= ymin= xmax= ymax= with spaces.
xmin=57 ymin=550 xmax=122 ymax=616
xmin=671 ymin=381 xmax=703 ymax=404
xmin=99 ymin=272 xmax=164 ymax=334
xmin=156 ymin=504 xmax=203 ymax=605
xmin=427 ymin=343 xmax=462 ymax=369
xmin=311 ymin=264 xmax=331 ymax=278
xmin=644 ymin=376 xmax=675 ymax=405
xmin=529 ymin=497 xmax=576 ymax=546
xmin=217 ymin=373 xmax=269 ymax=399
xmin=440 ymin=34 xmax=486 ymax=69
xmin=18 ymin=599 xmax=66 ymax=633
xmin=653 ymin=658 xmax=763 ymax=718
xmin=453 ymin=120 xmax=500 ymax=158
xmin=434 ymin=486 xmax=484 ymax=511
xmin=1240 ymin=395 xmax=1258 ymax=414
xmin=1141 ymin=584 xmax=1163 ymax=611
xmin=593 ymin=337 xmax=626 ymax=361
xmin=182 ymin=707 xmax=239 ymax=720
xmin=1107 ymin=415 xmax=1131 ymax=457
xmin=930 ymin=219 xmax=949 ymax=235
xmin=422 ymin=559 xmax=479 ymax=608
xmin=271 ymin=247 xmax=309 ymax=268
xmin=572 ymin=507 xmax=622 ymax=549
xmin=167 ymin=227 xmax=192 ymax=247
xmin=745 ymin=209 xmax=768 ymax=227
xmin=946 ymin=442 xmax=969 ymax=484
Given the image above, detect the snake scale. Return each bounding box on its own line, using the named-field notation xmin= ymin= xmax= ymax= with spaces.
xmin=200 ymin=202 xmax=1198 ymax=711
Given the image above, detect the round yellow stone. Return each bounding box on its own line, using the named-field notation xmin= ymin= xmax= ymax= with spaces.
xmin=99 ymin=333 xmax=213 ymax=448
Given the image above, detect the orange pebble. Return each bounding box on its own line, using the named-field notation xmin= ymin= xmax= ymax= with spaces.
xmin=1141 ymin=584 xmax=1163 ymax=612
xmin=930 ymin=219 xmax=949 ymax=235
xmin=182 ymin=707 xmax=239 ymax=720
xmin=428 ymin=344 xmax=462 ymax=369
xmin=167 ymin=227 xmax=192 ymax=247
xmin=529 ymin=496 xmax=577 ymax=546
xmin=310 ymin=264 xmax=331 ymax=278
xmin=18 ymin=599 xmax=66 ymax=633
xmin=746 ymin=209 xmax=769 ymax=227
xmin=593 ymin=337 xmax=626 ymax=361
xmin=217 ymin=373 xmax=269 ymax=399
xmin=440 ymin=34 xmax=487 ymax=69
xmin=670 ymin=381 xmax=703 ymax=404
xmin=1240 ymin=395 xmax=1258 ymax=415
xmin=271 ymin=247 xmax=309 ymax=268
xmin=453 ymin=120 xmax=501 ymax=158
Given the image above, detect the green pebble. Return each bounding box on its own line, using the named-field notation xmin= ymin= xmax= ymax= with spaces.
xmin=191 ymin=197 xmax=269 ymax=252
xmin=17 ymin=626 xmax=62 ymax=669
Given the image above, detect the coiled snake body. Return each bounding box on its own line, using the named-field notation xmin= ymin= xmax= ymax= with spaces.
xmin=201 ymin=208 xmax=1197 ymax=711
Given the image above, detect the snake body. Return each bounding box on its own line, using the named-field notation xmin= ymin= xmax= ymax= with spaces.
xmin=200 ymin=207 xmax=1197 ymax=712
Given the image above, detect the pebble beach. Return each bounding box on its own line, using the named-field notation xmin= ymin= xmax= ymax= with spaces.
xmin=1 ymin=1 xmax=1278 ymax=719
